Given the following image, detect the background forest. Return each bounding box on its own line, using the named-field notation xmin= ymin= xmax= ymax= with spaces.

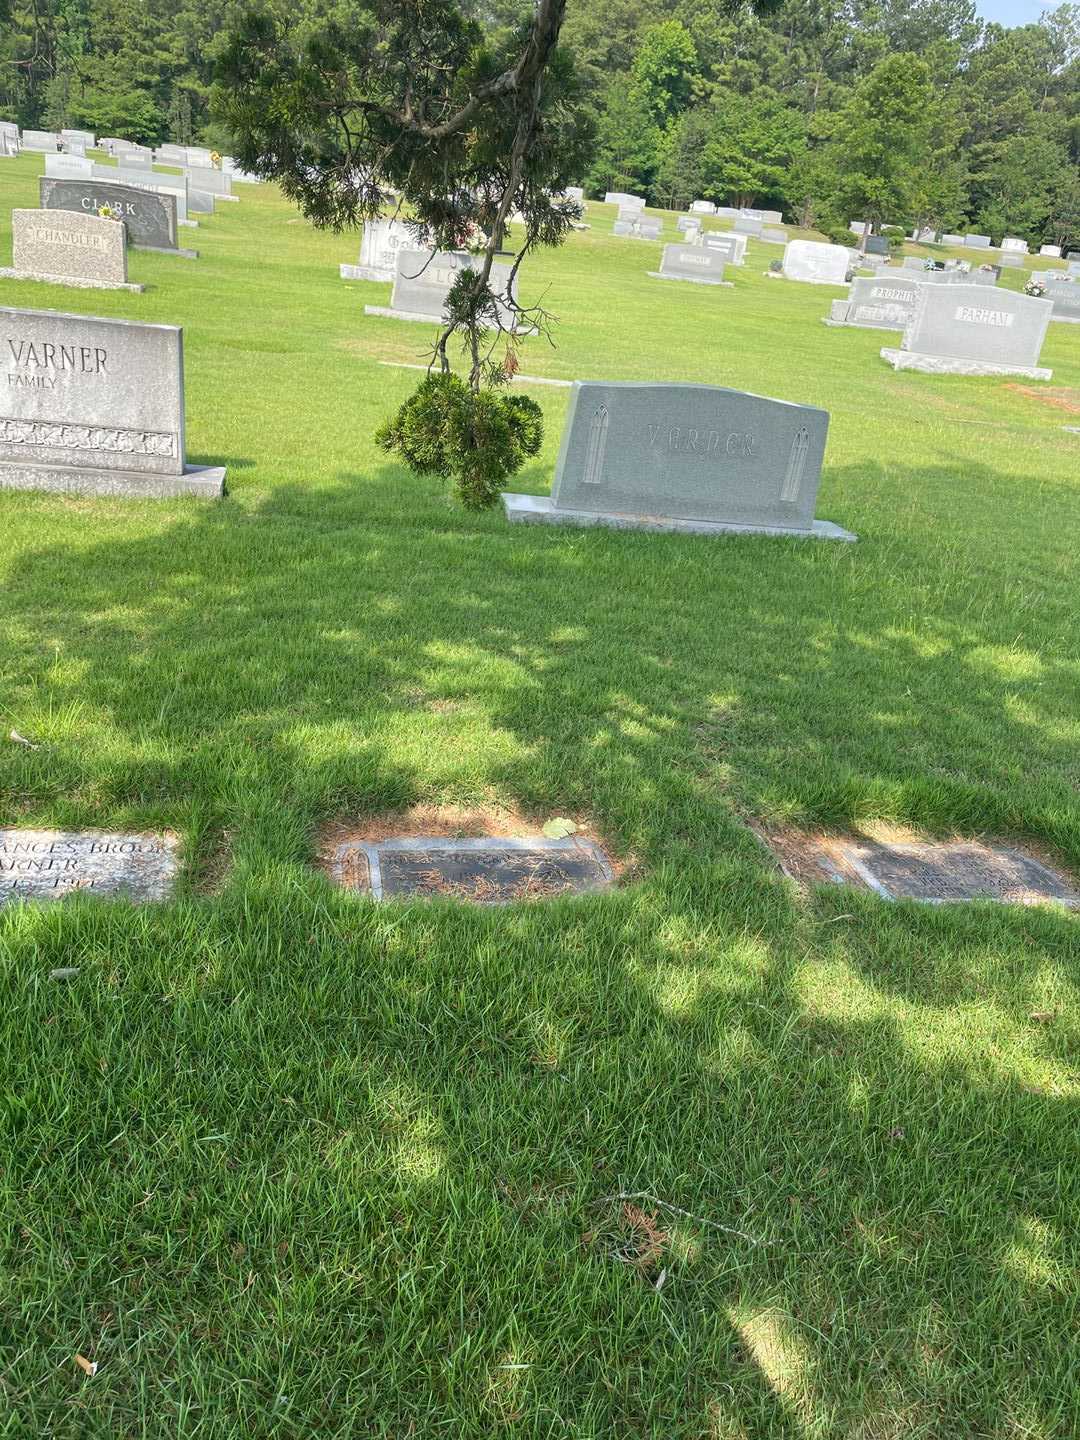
xmin=1 ymin=0 xmax=1078 ymax=245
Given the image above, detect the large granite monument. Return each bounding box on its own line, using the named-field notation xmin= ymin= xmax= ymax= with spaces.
xmin=0 ymin=305 xmax=226 ymax=498
xmin=782 ymin=240 xmax=850 ymax=285
xmin=40 ymin=177 xmax=196 ymax=258
xmin=94 ymin=163 xmax=194 ymax=226
xmin=1 ymin=209 xmax=142 ymax=292
xmin=880 ymin=284 xmax=1053 ymax=378
xmin=702 ymin=232 xmax=747 ymax=265
xmin=503 ymin=381 xmax=855 ymax=540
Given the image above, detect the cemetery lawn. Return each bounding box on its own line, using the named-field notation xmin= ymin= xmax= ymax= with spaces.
xmin=3 ymin=151 xmax=1080 ymax=1440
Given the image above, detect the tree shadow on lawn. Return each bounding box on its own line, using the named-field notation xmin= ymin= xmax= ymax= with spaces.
xmin=2 ymin=866 xmax=1076 ymax=1437
xmin=1 ymin=460 xmax=1077 ymax=873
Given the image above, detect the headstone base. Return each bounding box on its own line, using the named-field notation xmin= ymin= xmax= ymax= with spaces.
xmin=1051 ymin=315 xmax=1080 ymax=325
xmin=137 ymin=243 xmax=198 ymax=260
xmin=364 ymin=304 xmax=537 ymax=335
xmin=646 ymin=272 xmax=733 ymax=287
xmin=823 ymin=306 xmax=905 ymax=331
xmin=0 ymin=461 xmax=226 ymax=500
xmin=880 ymin=347 xmax=1052 ymax=380
xmin=502 ymin=492 xmax=857 ymax=541
xmin=0 ymin=267 xmax=143 ymax=293
xmin=341 ymin=263 xmax=391 ymax=281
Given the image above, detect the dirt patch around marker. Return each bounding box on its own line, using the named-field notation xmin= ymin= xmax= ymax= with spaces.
xmin=754 ymin=820 xmax=1079 ymax=907
xmin=315 ymin=805 xmax=633 ymax=892
xmin=1005 ymin=384 xmax=1080 ymax=415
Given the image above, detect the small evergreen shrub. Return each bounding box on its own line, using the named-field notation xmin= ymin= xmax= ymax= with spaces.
xmin=377 ymin=373 xmax=544 ymax=511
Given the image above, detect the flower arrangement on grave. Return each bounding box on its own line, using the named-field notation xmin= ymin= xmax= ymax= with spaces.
xmin=97 ymin=203 xmax=121 ymax=221
xmin=923 ymin=257 xmax=936 ymax=269
xmin=211 ymin=151 xmax=222 ymax=168
xmin=1024 ymin=278 xmax=1046 ymax=298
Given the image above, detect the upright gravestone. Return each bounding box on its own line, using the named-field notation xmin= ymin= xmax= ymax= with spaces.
xmin=187 ymin=165 xmax=235 ymax=200
xmin=760 ymin=227 xmax=788 ymax=245
xmin=1 ymin=209 xmax=142 ymax=292
xmin=649 ymin=244 xmax=732 ymax=286
xmin=1039 ymin=245 xmax=1061 ymax=258
xmin=637 ymin=218 xmax=662 ymax=241
xmin=341 ymin=218 xmax=413 ymax=282
xmin=1001 ymin=237 xmax=1028 ymax=254
xmin=0 ymin=306 xmax=226 ymax=497
xmin=849 ymin=221 xmax=868 ymax=236
xmin=703 ymin=232 xmax=747 ymax=265
xmin=997 ymin=253 xmax=1022 ymax=269
xmin=940 ymin=233 xmax=964 ymax=246
xmin=733 ymin=215 xmax=763 ymax=236
xmin=744 ymin=209 xmax=782 ymax=224
xmin=782 ymin=240 xmax=850 ymax=286
xmin=20 ymin=130 xmax=63 ymax=153
xmin=690 ymin=200 xmax=716 ymax=214
xmin=44 ymin=153 xmax=94 ymax=179
xmin=564 ymin=186 xmax=584 ymax=203
xmin=676 ymin=216 xmax=701 ymax=235
xmin=61 ymin=128 xmax=95 ymax=150
xmin=826 ymin=275 xmax=921 ymax=331
xmin=880 ymin=284 xmax=1053 ymax=379
xmin=364 ymin=248 xmax=525 ymax=330
xmin=863 ymin=235 xmax=890 ymax=257
xmin=122 ymin=151 xmax=153 ymax=170
xmin=1047 ymin=281 xmax=1080 ymax=324
xmin=40 ymin=177 xmax=196 ymax=259
xmin=715 ymin=206 xmax=740 ymax=220
xmin=964 ymin=234 xmax=992 ymax=249
xmin=502 ymin=382 xmax=854 ymax=540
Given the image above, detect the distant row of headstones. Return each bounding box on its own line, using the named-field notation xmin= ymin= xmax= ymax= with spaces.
xmin=851 ymin=219 xmax=1074 ymax=261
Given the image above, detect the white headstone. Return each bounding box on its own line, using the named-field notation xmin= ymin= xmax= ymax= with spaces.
xmin=782 ymin=240 xmax=850 ymax=286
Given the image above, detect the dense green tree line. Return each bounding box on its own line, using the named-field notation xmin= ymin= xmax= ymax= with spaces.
xmin=2 ymin=0 xmax=1077 ymax=245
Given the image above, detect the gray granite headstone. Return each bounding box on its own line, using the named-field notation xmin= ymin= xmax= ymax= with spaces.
xmin=0 ymin=829 xmax=179 ymax=905
xmin=702 ymin=233 xmax=746 ymax=265
xmin=827 ymin=275 xmax=920 ymax=330
xmin=20 ymin=130 xmax=63 ymax=152
xmin=40 ymin=177 xmax=192 ymax=257
xmin=848 ymin=221 xmax=868 ymax=235
xmin=61 ymin=128 xmax=95 ymax=149
xmin=612 ymin=220 xmax=635 ymax=237
xmin=651 ymin=243 xmax=731 ymax=285
xmin=863 ymin=235 xmax=889 ymax=257
xmin=1000 ymin=236 xmax=1028 ymax=253
xmin=44 ymin=154 xmax=93 ymax=179
xmin=365 ymin=248 xmax=522 ymax=330
xmin=503 ymin=381 xmax=854 ymax=540
xmin=0 ymin=305 xmax=225 ymax=498
xmin=964 ymin=233 xmax=992 ymax=248
xmin=1048 ymin=282 xmax=1080 ymax=323
xmin=733 ymin=215 xmax=763 ymax=236
xmin=330 ymin=835 xmax=614 ymax=904
xmin=637 ymin=219 xmax=662 ymax=241
xmin=881 ymin=283 xmax=1052 ymax=378
xmin=760 ymin=227 xmax=787 ymax=245
xmin=941 ymin=233 xmax=964 ymax=246
xmin=2 ymin=208 xmax=139 ymax=291
xmin=122 ymin=152 xmax=153 ymax=170
xmin=676 ymin=216 xmax=701 ymax=235
xmin=744 ymin=208 xmax=782 ymax=224
xmin=690 ymin=200 xmax=716 ymax=214
xmin=186 ymin=164 xmax=232 ymax=197
xmin=715 ymin=207 xmax=740 ymax=220
xmin=1039 ymin=245 xmax=1061 ymax=257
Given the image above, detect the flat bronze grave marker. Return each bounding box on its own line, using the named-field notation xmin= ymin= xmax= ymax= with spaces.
xmin=330 ymin=836 xmax=614 ymax=904
xmin=0 ymin=829 xmax=179 ymax=905
xmin=788 ymin=834 xmax=1078 ymax=907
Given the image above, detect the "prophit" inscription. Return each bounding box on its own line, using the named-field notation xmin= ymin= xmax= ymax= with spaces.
xmin=647 ymin=425 xmax=756 ymax=458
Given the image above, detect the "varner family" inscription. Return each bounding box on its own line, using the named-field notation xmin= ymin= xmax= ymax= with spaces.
xmin=0 ymin=830 xmax=180 ymax=905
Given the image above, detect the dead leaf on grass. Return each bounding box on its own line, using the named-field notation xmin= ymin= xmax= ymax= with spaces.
xmin=1029 ymin=1011 xmax=1056 ymax=1024
xmin=542 ymin=817 xmax=578 ymax=838
xmin=74 ymin=1354 xmax=97 ymax=1378
xmin=9 ymin=729 xmax=39 ymax=749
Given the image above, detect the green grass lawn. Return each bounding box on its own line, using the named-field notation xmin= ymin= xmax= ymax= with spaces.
xmin=1 ymin=152 xmax=1079 ymax=1438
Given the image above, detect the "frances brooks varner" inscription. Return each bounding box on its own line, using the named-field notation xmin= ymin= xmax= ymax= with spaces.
xmin=503 ymin=381 xmax=855 ymax=540
xmin=0 ymin=830 xmax=180 ymax=905
xmin=0 ymin=306 xmax=225 ymax=497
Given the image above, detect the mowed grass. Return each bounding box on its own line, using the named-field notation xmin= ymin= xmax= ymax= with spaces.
xmin=1 ymin=151 xmax=1079 ymax=1438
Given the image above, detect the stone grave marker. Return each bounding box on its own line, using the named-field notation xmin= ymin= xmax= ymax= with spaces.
xmin=786 ymin=834 xmax=1078 ymax=907
xmin=690 ymin=200 xmax=716 ymax=214
xmin=1048 ymin=282 xmax=1080 ymax=324
xmin=122 ymin=152 xmax=153 ymax=170
xmin=0 ymin=305 xmax=227 ymax=498
xmin=733 ymin=215 xmax=763 ymax=236
xmin=826 ymin=275 xmax=920 ymax=330
xmin=702 ymin=232 xmax=747 ymax=265
xmin=2 ymin=209 xmax=142 ymax=292
xmin=916 ymin=227 xmax=938 ymax=243
xmin=715 ymin=206 xmax=740 ymax=220
xmin=964 ymin=233 xmax=992 ymax=249
xmin=880 ymin=283 xmax=1053 ymax=378
xmin=1040 ymin=245 xmax=1061 ymax=258
xmin=848 ymin=221 xmax=868 ymax=235
xmin=1001 ymin=237 xmax=1028 ymax=253
xmin=613 ymin=220 xmax=635 ymax=237
xmin=564 ymin=186 xmax=584 ymax=203
xmin=187 ymin=165 xmax=235 ymax=200
xmin=760 ymin=227 xmax=787 ymax=245
xmin=61 ymin=128 xmax=95 ymax=149
xmin=329 ymin=836 xmax=614 ymax=904
xmin=998 ymin=253 xmax=1022 ymax=268
xmin=863 ymin=234 xmax=890 ymax=257
xmin=44 ymin=153 xmax=93 ymax=179
xmin=637 ymin=218 xmax=662 ymax=241
xmin=676 ymin=216 xmax=701 ymax=234
xmin=650 ymin=244 xmax=732 ymax=286
xmin=605 ymin=191 xmax=644 ymax=209
xmin=0 ymin=829 xmax=180 ymax=905
xmin=941 ymin=233 xmax=964 ymax=246
xmin=341 ymin=218 xmax=413 ymax=281
xmin=744 ymin=208 xmax=782 ymax=224
xmin=40 ymin=177 xmax=195 ymax=259
xmin=782 ymin=240 xmax=850 ymax=285
xmin=20 ymin=130 xmax=63 ymax=153
xmin=502 ymin=380 xmax=855 ymax=541
xmin=365 ymin=248 xmax=525 ymax=330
